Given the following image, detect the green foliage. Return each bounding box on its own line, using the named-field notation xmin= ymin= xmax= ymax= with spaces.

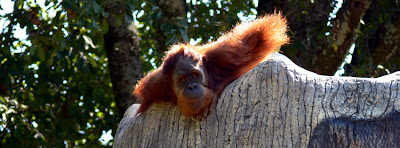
xmin=0 ymin=0 xmax=120 ymax=147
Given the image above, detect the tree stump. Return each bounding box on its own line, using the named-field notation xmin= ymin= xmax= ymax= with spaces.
xmin=114 ymin=53 xmax=400 ymax=148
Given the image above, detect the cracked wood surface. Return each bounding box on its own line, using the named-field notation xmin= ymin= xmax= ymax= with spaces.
xmin=114 ymin=53 xmax=400 ymax=147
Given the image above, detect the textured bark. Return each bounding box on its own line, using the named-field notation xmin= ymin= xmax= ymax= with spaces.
xmin=104 ymin=10 xmax=143 ymax=117
xmin=309 ymin=111 xmax=400 ymax=147
xmin=114 ymin=53 xmax=400 ymax=147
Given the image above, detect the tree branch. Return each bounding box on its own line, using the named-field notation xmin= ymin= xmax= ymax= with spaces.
xmin=313 ymin=0 xmax=372 ymax=75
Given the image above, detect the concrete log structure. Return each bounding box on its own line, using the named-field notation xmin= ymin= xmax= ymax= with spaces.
xmin=114 ymin=53 xmax=400 ymax=147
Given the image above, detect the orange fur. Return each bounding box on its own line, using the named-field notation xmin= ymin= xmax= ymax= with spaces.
xmin=134 ymin=13 xmax=289 ymax=117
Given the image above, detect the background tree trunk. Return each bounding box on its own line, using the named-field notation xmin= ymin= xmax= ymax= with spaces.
xmin=104 ymin=4 xmax=143 ymax=118
xmin=114 ymin=53 xmax=400 ymax=147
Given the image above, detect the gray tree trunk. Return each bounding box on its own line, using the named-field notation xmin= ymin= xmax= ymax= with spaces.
xmin=104 ymin=5 xmax=143 ymax=118
xmin=114 ymin=53 xmax=400 ymax=147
